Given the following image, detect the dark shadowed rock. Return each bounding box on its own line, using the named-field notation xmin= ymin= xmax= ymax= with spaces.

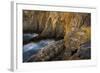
xmin=77 ymin=41 xmax=91 ymax=59
xmin=69 ymin=41 xmax=91 ymax=60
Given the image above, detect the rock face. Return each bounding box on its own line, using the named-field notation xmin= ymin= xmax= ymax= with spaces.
xmin=64 ymin=13 xmax=91 ymax=51
xmin=23 ymin=10 xmax=91 ymax=62
xmin=23 ymin=10 xmax=90 ymax=39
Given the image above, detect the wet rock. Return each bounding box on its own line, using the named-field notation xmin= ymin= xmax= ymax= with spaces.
xmin=27 ymin=40 xmax=64 ymax=62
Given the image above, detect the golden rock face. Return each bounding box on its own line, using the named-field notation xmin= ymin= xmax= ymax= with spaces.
xmin=64 ymin=13 xmax=91 ymax=50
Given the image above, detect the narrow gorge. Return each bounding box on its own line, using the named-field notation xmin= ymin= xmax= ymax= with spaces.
xmin=23 ymin=10 xmax=91 ymax=62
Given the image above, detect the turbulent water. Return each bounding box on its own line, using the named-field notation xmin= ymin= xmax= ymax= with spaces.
xmin=23 ymin=33 xmax=55 ymax=62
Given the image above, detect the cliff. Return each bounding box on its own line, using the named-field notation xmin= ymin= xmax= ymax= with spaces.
xmin=23 ymin=10 xmax=91 ymax=61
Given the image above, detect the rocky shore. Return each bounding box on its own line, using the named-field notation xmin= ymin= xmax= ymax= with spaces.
xmin=25 ymin=39 xmax=90 ymax=62
xmin=23 ymin=10 xmax=91 ymax=62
